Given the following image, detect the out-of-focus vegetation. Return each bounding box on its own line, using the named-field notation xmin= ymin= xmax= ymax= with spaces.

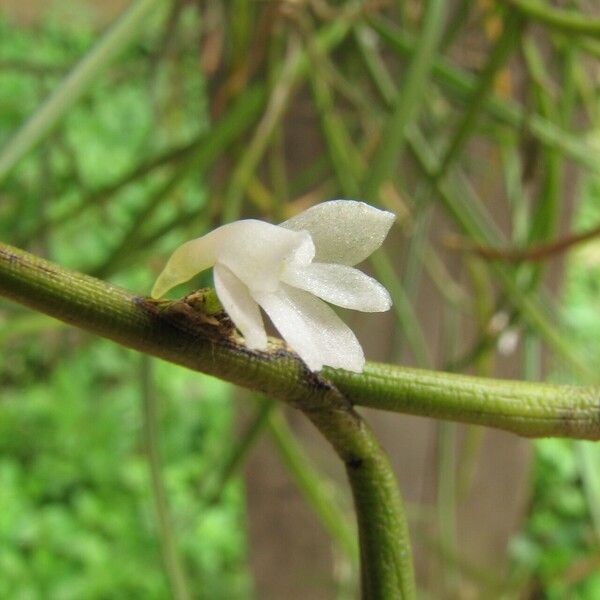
xmin=0 ymin=342 xmax=250 ymax=598
xmin=509 ymin=178 xmax=600 ymax=599
xmin=0 ymin=9 xmax=250 ymax=599
xmin=3 ymin=0 xmax=600 ymax=597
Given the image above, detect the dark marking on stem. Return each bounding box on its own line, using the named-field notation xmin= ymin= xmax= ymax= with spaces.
xmin=304 ymin=366 xmax=338 ymax=393
xmin=0 ymin=247 xmax=60 ymax=280
xmin=138 ymin=295 xmax=235 ymax=343
xmin=345 ymin=455 xmax=364 ymax=470
xmin=33 ymin=262 xmax=61 ymax=280
xmin=138 ymin=291 xmax=353 ymax=411
xmin=0 ymin=247 xmax=22 ymax=267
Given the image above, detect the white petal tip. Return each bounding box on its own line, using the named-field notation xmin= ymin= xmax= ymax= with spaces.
xmin=374 ymin=291 xmax=393 ymax=312
xmin=327 ymin=359 xmax=365 ymax=374
xmin=243 ymin=334 xmax=269 ymax=351
xmin=359 ymin=288 xmax=392 ymax=312
xmin=296 ymin=341 xmax=365 ymax=373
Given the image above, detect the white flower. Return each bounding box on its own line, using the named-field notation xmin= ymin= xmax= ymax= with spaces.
xmin=151 ymin=200 xmax=394 ymax=372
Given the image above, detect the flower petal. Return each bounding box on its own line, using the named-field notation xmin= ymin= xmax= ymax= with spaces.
xmin=216 ymin=220 xmax=314 ymax=292
xmin=281 ymin=200 xmax=395 ymax=265
xmin=151 ymin=228 xmax=222 ymax=298
xmin=281 ymin=262 xmax=391 ymax=312
xmin=152 ymin=220 xmax=314 ymax=298
xmin=213 ymin=264 xmax=267 ymax=349
xmin=253 ymin=285 xmax=365 ymax=372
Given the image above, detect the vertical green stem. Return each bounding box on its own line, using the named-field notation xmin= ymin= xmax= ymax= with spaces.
xmin=141 ymin=356 xmax=191 ymax=600
xmin=437 ymin=422 xmax=458 ymax=594
xmin=435 ymin=9 xmax=523 ymax=178
xmin=370 ymin=250 xmax=432 ymax=368
xmin=363 ymin=0 xmax=446 ymax=201
xmin=304 ymin=405 xmax=416 ymax=600
xmin=268 ymin=410 xmax=358 ymax=561
xmin=203 ymin=396 xmax=275 ymax=504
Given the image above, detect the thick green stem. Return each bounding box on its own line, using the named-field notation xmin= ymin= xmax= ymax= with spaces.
xmin=335 ymin=362 xmax=600 ymax=439
xmin=0 ymin=241 xmax=343 ymax=408
xmin=0 ymin=241 xmax=415 ymax=596
xmin=1 ymin=241 xmax=600 ymax=440
xmin=304 ymin=405 xmax=416 ymax=599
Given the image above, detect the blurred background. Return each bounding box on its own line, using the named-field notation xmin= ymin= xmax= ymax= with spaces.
xmin=2 ymin=0 xmax=600 ymax=598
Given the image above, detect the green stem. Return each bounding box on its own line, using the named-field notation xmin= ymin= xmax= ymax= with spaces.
xmin=222 ymin=17 xmax=354 ymax=223
xmin=0 ymin=242 xmax=413 ymax=596
xmin=268 ymin=409 xmax=358 ymax=561
xmin=369 ymin=15 xmax=599 ymax=174
xmin=508 ymin=0 xmax=600 ymax=37
xmin=370 ymin=250 xmax=432 ymax=367
xmin=359 ymin=25 xmax=591 ymax=380
xmin=141 ymin=356 xmax=191 ymax=600
xmin=92 ymin=85 xmax=265 ymax=278
xmin=407 ymin=126 xmax=594 ymax=379
xmin=22 ymin=133 xmax=211 ymax=245
xmin=336 ymin=362 xmax=600 ymax=439
xmin=304 ymin=405 xmax=416 ymax=599
xmin=1 ymin=241 xmax=600 ymax=440
xmin=437 ymin=421 xmax=458 ymax=594
xmin=576 ymin=442 xmax=600 ymax=543
xmin=202 ymin=396 xmax=275 ymax=504
xmin=362 ymin=0 xmax=446 ymax=201
xmin=435 ymin=9 xmax=523 ymax=178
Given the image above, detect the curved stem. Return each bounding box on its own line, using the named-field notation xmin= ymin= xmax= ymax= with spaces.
xmin=304 ymin=405 xmax=416 ymax=599
xmin=1 ymin=241 xmax=600 ymax=440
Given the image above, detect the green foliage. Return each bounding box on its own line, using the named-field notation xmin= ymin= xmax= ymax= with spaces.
xmin=511 ymin=439 xmax=595 ymax=598
xmin=0 ymin=10 xmax=249 ymax=599
xmin=562 ymin=180 xmax=600 ymax=365
xmin=510 ymin=178 xmax=600 ymax=599
xmin=0 ymin=341 xmax=251 ymax=598
xmin=3 ymin=0 xmax=600 ymax=596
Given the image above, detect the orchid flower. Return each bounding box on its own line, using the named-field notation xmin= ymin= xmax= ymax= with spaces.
xmin=151 ymin=200 xmax=395 ymax=372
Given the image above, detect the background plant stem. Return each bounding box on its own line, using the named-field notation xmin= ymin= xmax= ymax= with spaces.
xmin=141 ymin=356 xmax=191 ymax=600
